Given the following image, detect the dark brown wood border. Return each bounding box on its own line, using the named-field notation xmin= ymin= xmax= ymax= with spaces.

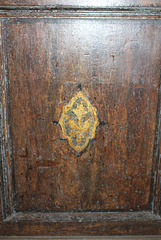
xmin=0 ymin=18 xmax=15 ymax=220
xmin=0 ymin=236 xmax=161 ymax=240
xmin=0 ymin=212 xmax=161 ymax=236
xmin=150 ymin=70 xmax=161 ymax=215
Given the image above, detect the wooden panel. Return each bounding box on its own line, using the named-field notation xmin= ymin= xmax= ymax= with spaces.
xmin=0 ymin=3 xmax=161 ymax=237
xmin=3 ymin=18 xmax=160 ymax=213
xmin=0 ymin=212 xmax=161 ymax=236
xmin=0 ymin=0 xmax=161 ymax=7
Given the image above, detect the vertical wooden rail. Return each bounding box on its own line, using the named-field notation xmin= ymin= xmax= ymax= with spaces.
xmin=0 ymin=18 xmax=3 ymax=223
xmin=151 ymin=69 xmax=161 ymax=215
xmin=0 ymin=18 xmax=14 ymax=220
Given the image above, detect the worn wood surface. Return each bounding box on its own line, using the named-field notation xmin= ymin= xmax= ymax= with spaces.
xmin=152 ymin=70 xmax=161 ymax=215
xmin=0 ymin=212 xmax=161 ymax=236
xmin=0 ymin=18 xmax=15 ymax=221
xmin=3 ymin=17 xmax=160 ymax=213
xmin=0 ymin=6 xmax=161 ymax=19
xmin=0 ymin=0 xmax=161 ymax=7
xmin=0 ymin=1 xmax=161 ymax=237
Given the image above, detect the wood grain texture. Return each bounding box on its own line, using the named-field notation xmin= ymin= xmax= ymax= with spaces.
xmin=2 ymin=18 xmax=160 ymax=213
xmin=0 ymin=0 xmax=161 ymax=7
xmin=0 ymin=2 xmax=161 ymax=237
xmin=0 ymin=19 xmax=14 ymax=220
xmin=0 ymin=212 xmax=161 ymax=236
xmin=151 ymin=70 xmax=161 ymax=215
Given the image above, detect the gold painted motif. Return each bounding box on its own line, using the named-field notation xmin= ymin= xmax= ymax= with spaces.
xmin=59 ymin=91 xmax=99 ymax=153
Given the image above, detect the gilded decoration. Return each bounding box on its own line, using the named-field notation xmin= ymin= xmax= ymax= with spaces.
xmin=59 ymin=91 xmax=99 ymax=153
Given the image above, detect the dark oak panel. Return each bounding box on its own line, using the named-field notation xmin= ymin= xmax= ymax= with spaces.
xmin=2 ymin=18 xmax=160 ymax=213
xmin=0 ymin=2 xmax=161 ymax=237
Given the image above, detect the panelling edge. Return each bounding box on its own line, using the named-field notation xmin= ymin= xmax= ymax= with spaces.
xmin=0 ymin=18 xmax=14 ymax=220
xmin=150 ymin=69 xmax=161 ymax=215
xmin=0 ymin=19 xmax=2 ymax=223
xmin=0 ymin=211 xmax=161 ymax=235
xmin=0 ymin=6 xmax=160 ymax=19
xmin=3 ymin=211 xmax=161 ymax=222
xmin=0 ymin=236 xmax=161 ymax=240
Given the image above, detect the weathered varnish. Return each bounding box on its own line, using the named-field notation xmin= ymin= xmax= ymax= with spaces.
xmin=0 ymin=0 xmax=161 ymax=236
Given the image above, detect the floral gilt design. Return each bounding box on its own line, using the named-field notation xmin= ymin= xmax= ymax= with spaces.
xmin=59 ymin=91 xmax=99 ymax=153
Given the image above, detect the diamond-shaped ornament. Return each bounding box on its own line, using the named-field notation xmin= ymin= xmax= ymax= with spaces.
xmin=59 ymin=91 xmax=99 ymax=153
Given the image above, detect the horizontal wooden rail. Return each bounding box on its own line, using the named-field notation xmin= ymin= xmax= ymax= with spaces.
xmin=0 ymin=6 xmax=161 ymax=19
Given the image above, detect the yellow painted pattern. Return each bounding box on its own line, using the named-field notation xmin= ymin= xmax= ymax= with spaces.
xmin=59 ymin=91 xmax=99 ymax=153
